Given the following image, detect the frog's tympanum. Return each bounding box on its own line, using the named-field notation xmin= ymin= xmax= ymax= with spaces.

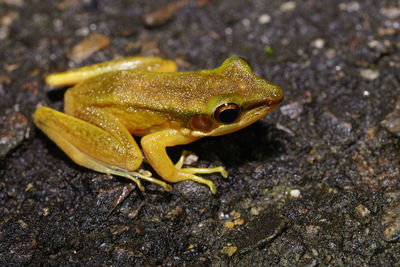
xmin=34 ymin=56 xmax=283 ymax=194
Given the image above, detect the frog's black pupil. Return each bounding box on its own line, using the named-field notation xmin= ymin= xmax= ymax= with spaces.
xmin=215 ymin=103 xmax=241 ymax=124
xmin=219 ymin=109 xmax=239 ymax=123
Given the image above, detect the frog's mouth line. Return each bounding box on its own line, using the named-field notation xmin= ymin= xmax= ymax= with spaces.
xmin=191 ymin=99 xmax=283 ymax=137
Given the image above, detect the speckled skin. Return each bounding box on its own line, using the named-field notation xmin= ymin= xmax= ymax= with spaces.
xmin=64 ymin=57 xmax=283 ymax=136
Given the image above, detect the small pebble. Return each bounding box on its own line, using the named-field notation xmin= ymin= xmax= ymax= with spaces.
xmin=381 ymin=98 xmax=400 ymax=136
xmin=242 ymin=18 xmax=250 ymax=27
xmin=3 ymin=0 xmax=24 ymax=6
xmin=225 ymin=27 xmax=233 ymax=35
xmin=110 ymin=225 xmax=130 ymax=236
xmin=306 ymin=225 xmax=321 ymax=235
xmin=290 ymin=189 xmax=301 ymax=198
xmin=368 ymin=39 xmax=394 ymax=55
xmin=142 ymin=0 xmax=188 ymax=27
xmin=355 ymin=204 xmax=370 ymax=217
xmin=128 ymin=203 xmax=144 ymax=219
xmin=111 ymin=184 xmax=135 ymax=210
xmin=183 ymin=152 xmax=199 ymax=165
xmin=258 ymin=14 xmax=271 ymax=25
xmin=280 ymin=1 xmax=296 ymax=12
xmin=325 ymin=49 xmax=336 ymax=59
xmin=280 ymin=101 xmax=303 ymax=120
xmin=250 ymin=207 xmax=260 ymax=216
xmin=382 ymin=203 xmax=400 ymax=242
xmin=360 ymin=69 xmax=380 ymax=81
xmin=380 ymin=7 xmax=400 ymax=19
xmin=339 ymin=2 xmax=360 ymax=12
xmin=164 ymin=206 xmax=183 ymax=221
xmin=382 ymin=115 xmax=400 ymax=136
xmin=311 ymin=38 xmax=325 ymax=49
xmin=42 ymin=207 xmax=50 ymax=216
xmin=68 ymin=33 xmax=110 ymax=63
xmin=219 ymin=212 xmax=228 ymax=220
xmin=0 ymin=27 xmax=8 ymax=41
xmin=18 ymin=219 xmax=28 ymax=229
xmin=378 ymin=28 xmax=396 ymax=36
xmin=312 ymin=248 xmax=319 ymax=256
xmin=75 ymin=26 xmax=90 ymax=36
xmin=0 ymin=11 xmax=19 ymax=41
xmin=25 ymin=183 xmax=33 ymax=192
xmin=233 ymin=211 xmax=241 ymax=219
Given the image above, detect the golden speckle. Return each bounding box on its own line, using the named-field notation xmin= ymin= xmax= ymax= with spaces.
xmin=220 ymin=244 xmax=237 ymax=256
xmin=225 ymin=221 xmax=235 ymax=229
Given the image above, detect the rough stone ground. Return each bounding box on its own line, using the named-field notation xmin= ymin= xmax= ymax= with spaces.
xmin=1 ymin=0 xmax=400 ymax=265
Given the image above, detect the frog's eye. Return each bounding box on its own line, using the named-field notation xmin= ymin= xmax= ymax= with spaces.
xmin=214 ymin=103 xmax=242 ymax=124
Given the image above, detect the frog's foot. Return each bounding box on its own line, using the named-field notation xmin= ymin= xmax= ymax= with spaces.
xmin=174 ymin=150 xmax=229 ymax=178
xmin=172 ymin=151 xmax=228 ymax=194
xmin=110 ymin=168 xmax=173 ymax=192
xmin=176 ymin=171 xmax=218 ymax=194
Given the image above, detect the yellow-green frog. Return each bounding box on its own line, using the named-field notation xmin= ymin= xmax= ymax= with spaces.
xmin=34 ymin=56 xmax=283 ymax=194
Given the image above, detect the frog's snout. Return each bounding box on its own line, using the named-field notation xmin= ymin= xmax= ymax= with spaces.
xmin=268 ymin=84 xmax=284 ymax=108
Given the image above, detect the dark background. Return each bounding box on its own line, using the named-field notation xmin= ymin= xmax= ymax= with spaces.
xmin=1 ymin=0 xmax=399 ymax=265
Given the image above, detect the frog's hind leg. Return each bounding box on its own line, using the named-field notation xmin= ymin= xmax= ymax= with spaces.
xmin=46 ymin=56 xmax=178 ymax=87
xmin=33 ymin=107 xmax=172 ymax=192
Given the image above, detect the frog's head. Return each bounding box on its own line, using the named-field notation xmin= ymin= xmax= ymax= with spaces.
xmin=189 ymin=57 xmax=283 ymax=137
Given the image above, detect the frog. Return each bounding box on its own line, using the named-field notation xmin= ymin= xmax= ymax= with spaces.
xmin=34 ymin=56 xmax=283 ymax=194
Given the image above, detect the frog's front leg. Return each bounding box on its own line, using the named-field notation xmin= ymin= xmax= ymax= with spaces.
xmin=141 ymin=129 xmax=228 ymax=194
xmin=33 ymin=107 xmax=172 ymax=192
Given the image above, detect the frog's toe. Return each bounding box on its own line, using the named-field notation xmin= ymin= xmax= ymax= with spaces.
xmin=131 ymin=172 xmax=173 ymax=192
xmin=219 ymin=167 xmax=229 ymax=178
xmin=180 ymin=166 xmax=229 ymax=179
xmin=186 ymin=174 xmax=217 ymax=194
xmin=137 ymin=169 xmax=152 ymax=177
xmin=116 ymin=170 xmax=172 ymax=192
xmin=120 ymin=172 xmax=145 ymax=191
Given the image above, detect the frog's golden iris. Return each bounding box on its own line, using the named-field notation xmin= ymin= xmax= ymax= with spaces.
xmin=34 ymin=56 xmax=283 ymax=194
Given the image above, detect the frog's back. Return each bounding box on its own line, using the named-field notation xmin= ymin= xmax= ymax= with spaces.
xmin=66 ymin=69 xmax=226 ymax=115
xmin=64 ymin=70 xmax=221 ymax=135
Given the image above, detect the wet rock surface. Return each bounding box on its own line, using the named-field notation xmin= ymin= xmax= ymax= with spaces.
xmin=1 ymin=0 xmax=399 ymax=265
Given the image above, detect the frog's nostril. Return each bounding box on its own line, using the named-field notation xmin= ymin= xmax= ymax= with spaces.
xmin=273 ymin=86 xmax=284 ymax=102
xmin=266 ymin=86 xmax=283 ymax=107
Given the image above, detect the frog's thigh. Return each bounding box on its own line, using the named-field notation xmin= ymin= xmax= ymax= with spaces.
xmin=46 ymin=57 xmax=178 ymax=87
xmin=34 ymin=107 xmax=143 ymax=173
xmin=141 ymin=129 xmax=219 ymax=194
